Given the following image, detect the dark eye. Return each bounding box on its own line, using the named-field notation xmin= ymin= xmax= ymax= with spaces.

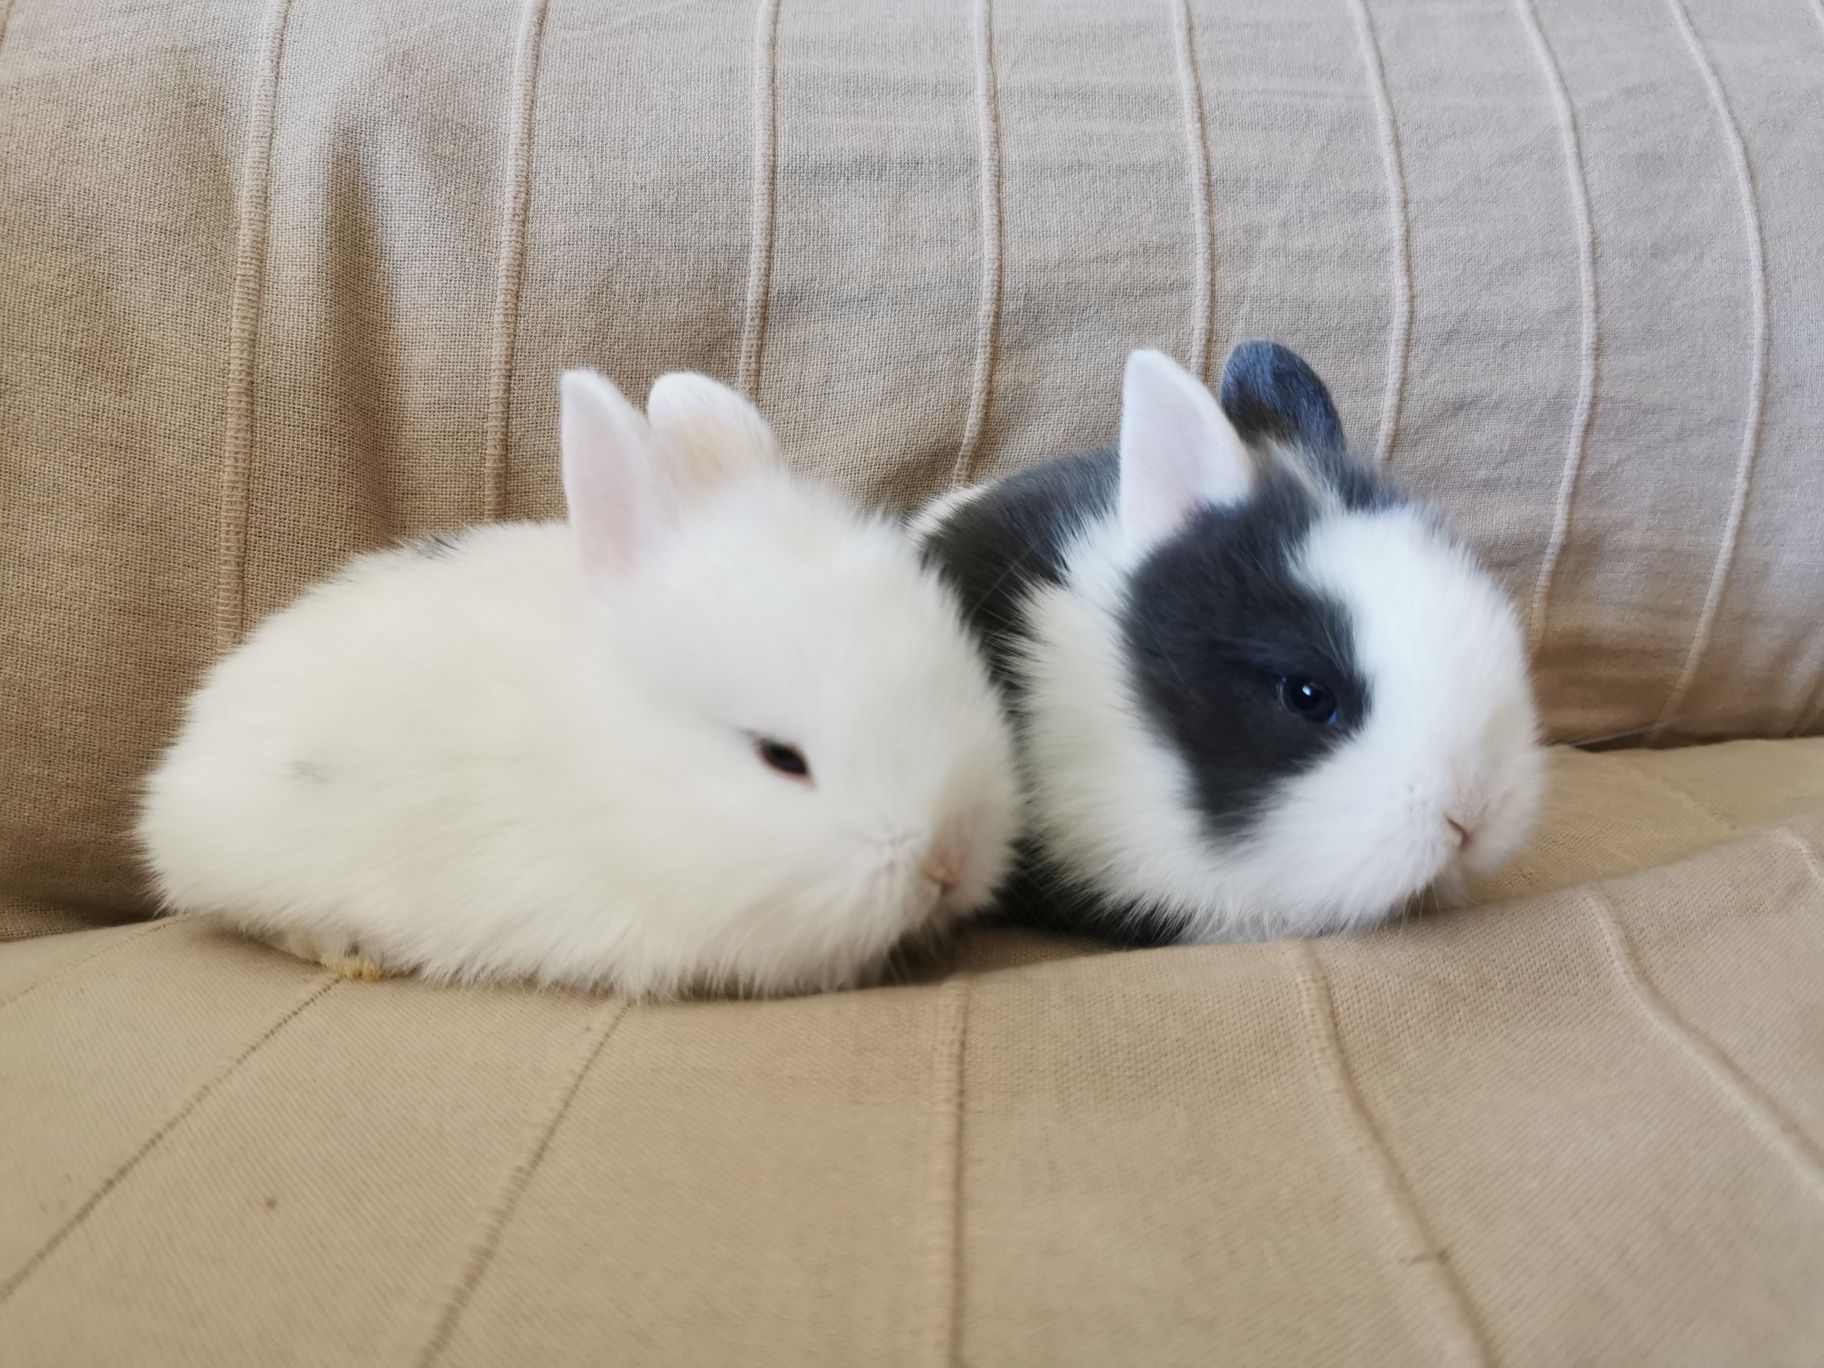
xmin=756 ymin=738 xmax=811 ymax=780
xmin=1278 ymin=676 xmax=1340 ymax=726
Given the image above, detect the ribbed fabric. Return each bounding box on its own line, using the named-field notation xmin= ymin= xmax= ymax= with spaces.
xmin=1 ymin=737 xmax=1820 ymax=1364
xmin=2 ymin=0 xmax=1821 ymax=922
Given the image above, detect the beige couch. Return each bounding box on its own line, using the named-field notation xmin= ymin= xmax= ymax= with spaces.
xmin=3 ymin=1 xmax=1821 ymax=1362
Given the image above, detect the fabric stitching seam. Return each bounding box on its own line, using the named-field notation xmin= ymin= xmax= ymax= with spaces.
xmin=0 ymin=920 xmax=178 ymax=1017
xmin=1342 ymin=0 xmax=1412 ymax=468
xmin=1171 ymin=0 xmax=1216 ymax=382
xmin=737 ymin=0 xmax=782 ymax=402
xmin=214 ymin=0 xmax=298 ymax=653
xmin=0 ymin=974 xmax=338 ymax=1305
xmin=1583 ymin=888 xmax=1824 ymax=1193
xmin=481 ymin=0 xmax=553 ymax=522
xmin=1289 ymin=940 xmax=1492 ymax=1363
xmin=413 ymin=1000 xmax=632 ymax=1365
xmin=1772 ymin=825 xmax=1824 ymax=894
xmin=947 ymin=0 xmax=1005 ymax=490
xmin=1650 ymin=0 xmax=1769 ymax=735
xmin=1514 ymin=0 xmax=1600 ymax=655
xmin=929 ymin=974 xmax=973 ymax=1367
xmin=1617 ymin=753 xmax=1740 ymax=834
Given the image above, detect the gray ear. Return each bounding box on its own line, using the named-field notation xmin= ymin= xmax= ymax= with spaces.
xmin=1217 ymin=341 xmax=1346 ymax=453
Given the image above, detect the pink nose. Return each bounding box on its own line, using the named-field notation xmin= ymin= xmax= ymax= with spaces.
xmin=923 ymin=843 xmax=966 ymax=894
xmin=1445 ymin=817 xmax=1474 ymax=850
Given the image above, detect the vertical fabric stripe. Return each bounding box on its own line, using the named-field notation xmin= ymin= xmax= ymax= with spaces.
xmin=737 ymin=0 xmax=782 ymax=402
xmin=913 ymin=976 xmax=971 ymax=1367
xmin=1586 ymin=890 xmax=1824 ymax=1192
xmin=0 ymin=975 xmax=338 ymax=1304
xmin=481 ymin=0 xmax=553 ymax=522
xmin=1651 ymin=0 xmax=1768 ymax=736
xmin=0 ymin=920 xmax=175 ymax=1017
xmin=1774 ymin=826 xmax=1824 ymax=893
xmin=1515 ymin=0 xmax=1599 ymax=656
xmin=1618 ymin=751 xmax=1735 ymax=831
xmin=1170 ymin=0 xmax=1215 ymax=382
xmin=413 ymin=1001 xmax=631 ymax=1366
xmin=1289 ymin=942 xmax=1492 ymax=1363
xmin=947 ymin=0 xmax=1005 ymax=489
xmin=215 ymin=0 xmax=298 ymax=653
xmin=1342 ymin=0 xmax=1412 ymax=468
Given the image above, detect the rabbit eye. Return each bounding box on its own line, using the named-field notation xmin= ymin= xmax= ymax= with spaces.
xmin=1278 ymin=676 xmax=1339 ymax=727
xmin=756 ymin=738 xmax=811 ymax=780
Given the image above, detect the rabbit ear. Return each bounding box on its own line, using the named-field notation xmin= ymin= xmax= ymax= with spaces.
xmin=1217 ymin=340 xmax=1346 ymax=454
xmin=646 ymin=372 xmax=781 ymax=495
xmin=1117 ymin=349 xmax=1253 ymax=552
xmin=560 ymin=369 xmax=680 ymax=588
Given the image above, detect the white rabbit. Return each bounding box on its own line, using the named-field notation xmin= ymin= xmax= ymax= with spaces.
xmin=918 ymin=341 xmax=1544 ymax=943
xmin=139 ymin=369 xmax=1019 ymax=998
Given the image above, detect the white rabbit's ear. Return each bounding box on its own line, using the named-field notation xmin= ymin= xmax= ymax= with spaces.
xmin=645 ymin=372 xmax=781 ymax=495
xmin=560 ymin=369 xmax=680 ymax=587
xmin=1117 ymin=349 xmax=1253 ymax=553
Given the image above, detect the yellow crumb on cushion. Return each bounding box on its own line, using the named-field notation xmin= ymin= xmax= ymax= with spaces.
xmin=323 ymin=954 xmax=386 ymax=982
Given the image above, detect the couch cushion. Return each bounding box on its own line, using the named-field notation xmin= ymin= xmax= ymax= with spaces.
xmin=3 ymin=737 xmax=1820 ymax=1364
xmin=3 ymin=0 xmax=1822 ymax=923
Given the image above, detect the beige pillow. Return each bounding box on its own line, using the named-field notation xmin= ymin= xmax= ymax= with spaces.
xmin=1 ymin=0 xmax=1819 ymax=922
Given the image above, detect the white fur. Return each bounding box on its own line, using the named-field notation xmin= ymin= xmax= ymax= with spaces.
xmin=905 ymin=482 xmax=991 ymax=542
xmin=1017 ymin=502 xmax=1541 ymax=940
xmin=646 ymin=370 xmax=783 ymax=499
xmin=139 ymin=372 xmax=1019 ymax=999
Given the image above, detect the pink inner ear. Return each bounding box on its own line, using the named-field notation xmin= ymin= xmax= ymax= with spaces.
xmin=1118 ymin=413 xmax=1206 ymax=550
xmin=560 ymin=370 xmax=680 ymax=589
xmin=1117 ymin=351 xmax=1252 ymax=552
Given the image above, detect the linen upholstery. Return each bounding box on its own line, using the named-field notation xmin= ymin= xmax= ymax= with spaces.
xmin=2 ymin=0 xmax=1822 ymax=922
xmin=1 ymin=737 xmax=1821 ymax=1363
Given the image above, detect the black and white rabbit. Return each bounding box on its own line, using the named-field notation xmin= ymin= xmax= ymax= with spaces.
xmin=915 ymin=341 xmax=1544 ymax=944
xmin=139 ymin=369 xmax=1019 ymax=997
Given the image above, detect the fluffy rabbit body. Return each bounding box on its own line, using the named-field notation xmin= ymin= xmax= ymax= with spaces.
xmin=140 ymin=371 xmax=1018 ymax=997
xmin=917 ymin=342 xmax=1543 ymax=944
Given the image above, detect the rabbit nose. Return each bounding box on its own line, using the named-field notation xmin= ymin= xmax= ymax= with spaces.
xmin=922 ymin=841 xmax=966 ymax=894
xmin=1445 ymin=816 xmax=1474 ymax=850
